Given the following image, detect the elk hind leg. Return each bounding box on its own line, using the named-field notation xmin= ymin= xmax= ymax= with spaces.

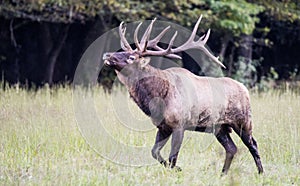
xmin=236 ymin=129 xmax=264 ymax=174
xmin=216 ymin=125 xmax=237 ymax=175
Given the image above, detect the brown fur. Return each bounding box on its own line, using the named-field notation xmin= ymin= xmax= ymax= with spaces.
xmin=129 ymin=76 xmax=170 ymax=116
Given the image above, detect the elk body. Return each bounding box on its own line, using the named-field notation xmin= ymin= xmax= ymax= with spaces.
xmin=103 ymin=16 xmax=264 ymax=174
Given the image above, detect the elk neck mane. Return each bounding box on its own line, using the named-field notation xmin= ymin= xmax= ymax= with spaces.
xmin=124 ymin=64 xmax=171 ymax=116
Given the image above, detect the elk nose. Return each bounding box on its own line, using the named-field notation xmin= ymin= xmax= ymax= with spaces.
xmin=103 ymin=52 xmax=113 ymax=60
xmin=103 ymin=53 xmax=114 ymax=66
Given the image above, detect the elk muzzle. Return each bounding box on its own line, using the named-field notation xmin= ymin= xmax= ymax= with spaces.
xmin=103 ymin=52 xmax=127 ymax=71
xmin=103 ymin=52 xmax=114 ymax=66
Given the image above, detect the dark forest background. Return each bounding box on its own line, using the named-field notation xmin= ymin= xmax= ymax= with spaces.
xmin=0 ymin=0 xmax=299 ymax=90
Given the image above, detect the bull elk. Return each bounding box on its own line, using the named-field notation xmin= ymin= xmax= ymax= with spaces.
xmin=103 ymin=15 xmax=264 ymax=174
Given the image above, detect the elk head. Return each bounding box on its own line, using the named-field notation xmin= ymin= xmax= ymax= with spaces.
xmin=103 ymin=15 xmax=226 ymax=72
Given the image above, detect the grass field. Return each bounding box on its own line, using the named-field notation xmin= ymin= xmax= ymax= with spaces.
xmin=0 ymin=85 xmax=299 ymax=185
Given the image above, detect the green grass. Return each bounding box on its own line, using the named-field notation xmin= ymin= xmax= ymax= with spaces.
xmin=0 ymin=85 xmax=299 ymax=185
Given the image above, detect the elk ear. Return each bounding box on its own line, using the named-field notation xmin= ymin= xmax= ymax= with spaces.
xmin=140 ymin=57 xmax=151 ymax=68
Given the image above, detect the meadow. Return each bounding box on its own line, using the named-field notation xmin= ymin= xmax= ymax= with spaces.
xmin=0 ymin=85 xmax=299 ymax=185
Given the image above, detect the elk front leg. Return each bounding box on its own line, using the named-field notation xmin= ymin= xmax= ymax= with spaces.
xmin=169 ymin=128 xmax=184 ymax=171
xmin=151 ymin=126 xmax=172 ymax=167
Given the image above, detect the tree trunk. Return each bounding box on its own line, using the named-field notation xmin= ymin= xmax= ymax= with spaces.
xmin=238 ymin=34 xmax=253 ymax=63
xmin=227 ymin=47 xmax=235 ymax=77
xmin=237 ymin=34 xmax=257 ymax=87
xmin=43 ymin=24 xmax=70 ymax=85
xmin=0 ymin=19 xmax=20 ymax=87
xmin=219 ymin=34 xmax=230 ymax=60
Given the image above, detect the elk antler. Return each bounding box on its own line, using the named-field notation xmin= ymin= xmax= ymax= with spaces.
xmin=119 ymin=22 xmax=133 ymax=51
xmin=119 ymin=15 xmax=226 ymax=68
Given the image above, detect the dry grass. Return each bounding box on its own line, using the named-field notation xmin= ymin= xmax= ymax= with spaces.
xmin=0 ymin=85 xmax=299 ymax=185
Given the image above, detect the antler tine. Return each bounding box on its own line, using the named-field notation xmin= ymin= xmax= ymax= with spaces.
xmin=148 ymin=45 xmax=182 ymax=59
xmin=119 ymin=24 xmax=127 ymax=51
xmin=196 ymin=42 xmax=226 ymax=68
xmin=119 ymin=22 xmax=133 ymax=51
xmin=171 ymin=15 xmax=225 ymax=68
xmin=131 ymin=18 xmax=181 ymax=59
xmin=139 ymin=18 xmax=157 ymax=52
xmin=120 ymin=39 xmax=126 ymax=51
xmin=192 ymin=28 xmax=225 ymax=68
xmin=147 ymin=25 xmax=182 ymax=59
xmin=200 ymin=29 xmax=210 ymax=45
xmin=194 ymin=28 xmax=226 ymax=68
xmin=171 ymin=15 xmax=202 ymax=53
xmin=147 ymin=25 xmax=170 ymax=49
xmin=134 ymin=22 xmax=143 ymax=51
xmin=143 ymin=31 xmax=177 ymax=56
xmin=190 ymin=14 xmax=203 ymax=42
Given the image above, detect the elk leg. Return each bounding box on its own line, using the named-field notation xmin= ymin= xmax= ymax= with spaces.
xmin=151 ymin=127 xmax=172 ymax=166
xmin=169 ymin=129 xmax=184 ymax=171
xmin=216 ymin=126 xmax=237 ymax=175
xmin=236 ymin=130 xmax=264 ymax=174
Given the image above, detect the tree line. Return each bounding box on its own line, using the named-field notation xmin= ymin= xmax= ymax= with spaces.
xmin=0 ymin=0 xmax=299 ymax=90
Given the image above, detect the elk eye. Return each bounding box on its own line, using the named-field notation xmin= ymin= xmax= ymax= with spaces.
xmin=129 ymin=55 xmax=136 ymax=60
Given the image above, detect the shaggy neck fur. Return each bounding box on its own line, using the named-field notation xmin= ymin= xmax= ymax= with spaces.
xmin=118 ymin=65 xmax=171 ymax=116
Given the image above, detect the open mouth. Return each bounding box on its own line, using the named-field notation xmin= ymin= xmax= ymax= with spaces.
xmin=103 ymin=53 xmax=114 ymax=66
xmin=104 ymin=59 xmax=118 ymax=66
xmin=104 ymin=60 xmax=111 ymax=66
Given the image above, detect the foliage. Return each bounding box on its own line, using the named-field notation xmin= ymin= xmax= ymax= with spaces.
xmin=0 ymin=0 xmax=299 ymax=42
xmin=138 ymin=0 xmax=263 ymax=37
xmin=255 ymin=67 xmax=279 ymax=92
xmin=0 ymin=0 xmax=105 ymax=23
xmin=232 ymin=58 xmax=282 ymax=92
xmin=0 ymin=0 xmax=264 ymax=36
xmin=0 ymin=0 xmax=300 ymax=87
xmin=289 ymin=67 xmax=299 ymax=81
xmin=207 ymin=0 xmax=264 ymax=36
xmin=232 ymin=56 xmax=261 ymax=87
xmin=251 ymin=0 xmax=300 ymax=47
xmin=250 ymin=0 xmax=300 ymax=23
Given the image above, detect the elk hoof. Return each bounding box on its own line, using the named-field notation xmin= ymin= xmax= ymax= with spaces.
xmin=161 ymin=160 xmax=169 ymax=167
xmin=172 ymin=166 xmax=182 ymax=172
